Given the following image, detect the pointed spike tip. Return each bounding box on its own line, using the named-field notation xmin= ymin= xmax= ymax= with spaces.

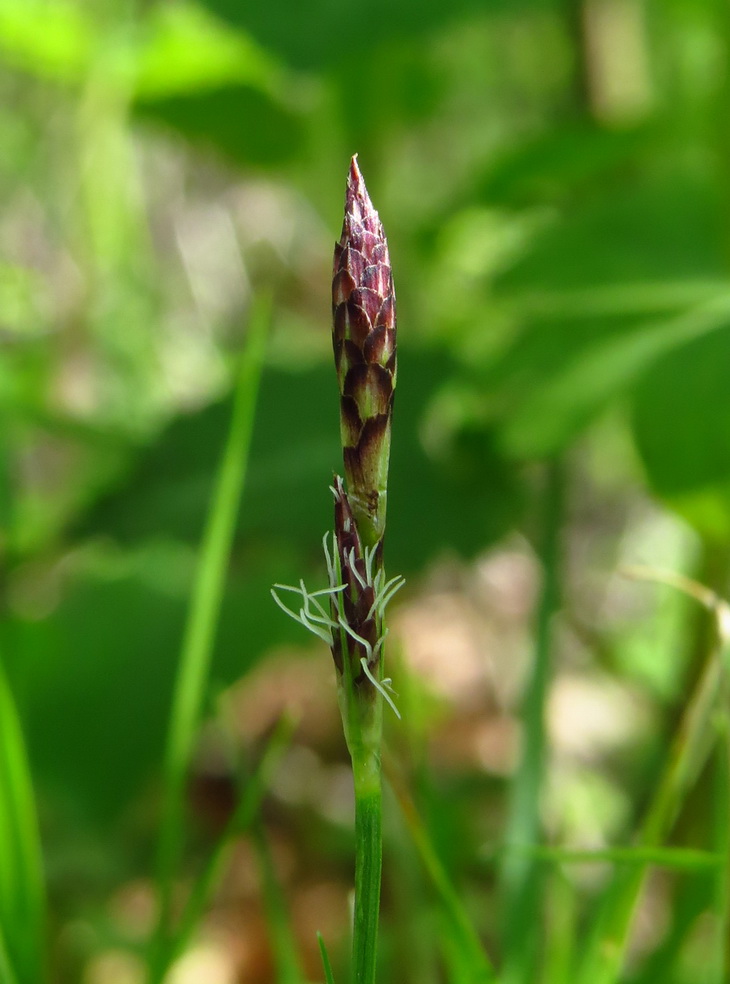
xmin=348 ymin=153 xmax=362 ymax=188
xmin=344 ymin=154 xmax=377 ymax=231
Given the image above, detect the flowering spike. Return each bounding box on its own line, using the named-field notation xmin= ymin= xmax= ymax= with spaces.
xmin=331 ymin=475 xmax=379 ymax=684
xmin=333 ymin=155 xmax=397 ymax=555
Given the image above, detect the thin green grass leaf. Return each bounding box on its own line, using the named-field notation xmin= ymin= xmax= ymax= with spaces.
xmin=317 ymin=932 xmax=336 ymax=984
xmin=151 ymin=296 xmax=271 ymax=973
xmin=516 ymin=280 xmax=730 ymax=319
xmin=0 ymin=917 xmax=21 ymax=984
xmin=541 ymin=870 xmax=576 ymax=984
xmin=385 ymin=758 xmax=495 ymax=984
xmin=159 ymin=714 xmax=295 ymax=974
xmin=0 ymin=660 xmax=45 ymax=984
xmin=500 ymin=458 xmax=564 ymax=984
xmin=576 ymin=581 xmax=730 ymax=984
xmin=488 ymin=843 xmax=722 ymax=871
xmin=709 ymin=717 xmax=730 ymax=982
xmin=577 ymin=655 xmax=723 ymax=984
xmin=255 ymin=822 xmax=303 ymax=984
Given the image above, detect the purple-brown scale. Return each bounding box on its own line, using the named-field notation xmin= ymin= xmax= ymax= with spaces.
xmin=332 ymin=156 xmax=397 ymax=552
xmin=331 ymin=476 xmax=380 ymax=684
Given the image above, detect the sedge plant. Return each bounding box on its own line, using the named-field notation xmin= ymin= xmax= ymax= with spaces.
xmin=272 ymin=156 xmax=402 ymax=984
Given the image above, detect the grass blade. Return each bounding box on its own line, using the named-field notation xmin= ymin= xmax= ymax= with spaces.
xmin=151 ymin=296 xmax=271 ymax=970
xmin=385 ymin=758 xmax=495 ymax=983
xmin=576 ymin=582 xmax=730 ymax=984
xmin=709 ymin=718 xmax=730 ymax=982
xmin=541 ymin=870 xmax=576 ymax=984
xmin=489 ymin=843 xmax=722 ymax=871
xmin=317 ymin=932 xmax=336 ymax=984
xmin=255 ymin=821 xmax=303 ymax=984
xmin=0 ymin=924 xmax=20 ymax=984
xmin=0 ymin=660 xmax=45 ymax=984
xmin=157 ymin=715 xmax=294 ymax=975
xmin=500 ymin=457 xmax=564 ymax=984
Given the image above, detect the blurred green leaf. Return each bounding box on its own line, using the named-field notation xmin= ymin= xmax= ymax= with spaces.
xmin=663 ymin=484 xmax=730 ymax=543
xmin=498 ymin=168 xmax=726 ymax=293
xmin=134 ymin=83 xmax=305 ymax=166
xmin=10 ymin=550 xmax=292 ymax=824
xmin=476 ymin=121 xmax=658 ymax=207
xmin=79 ymin=353 xmax=523 ymax=571
xmin=0 ymin=266 xmax=52 ymax=341
xmin=493 ymin=293 xmax=730 ymax=459
xmin=0 ymin=0 xmax=304 ymax=168
xmin=199 ymin=0 xmax=509 ymax=71
xmin=631 ymin=325 xmax=730 ymax=495
xmin=0 ymin=0 xmax=284 ymax=98
xmin=0 ymin=0 xmax=92 ymax=81
xmin=133 ymin=2 xmax=306 ymax=166
xmin=135 ymin=2 xmax=281 ymax=99
xmin=469 ymin=164 xmax=730 ymax=457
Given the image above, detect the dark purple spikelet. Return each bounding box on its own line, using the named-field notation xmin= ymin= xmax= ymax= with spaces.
xmin=331 ymin=476 xmax=379 ymax=684
xmin=332 ymin=156 xmax=397 ymax=554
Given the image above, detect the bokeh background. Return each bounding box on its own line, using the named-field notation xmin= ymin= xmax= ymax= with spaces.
xmin=3 ymin=0 xmax=730 ymax=981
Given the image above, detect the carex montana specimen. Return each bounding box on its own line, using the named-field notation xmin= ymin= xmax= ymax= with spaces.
xmin=272 ymin=157 xmax=401 ymax=984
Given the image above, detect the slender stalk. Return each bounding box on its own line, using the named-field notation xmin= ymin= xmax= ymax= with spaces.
xmin=151 ymin=297 xmax=270 ymax=975
xmin=336 ymin=618 xmax=385 ymax=984
xmin=352 ymin=750 xmax=383 ymax=984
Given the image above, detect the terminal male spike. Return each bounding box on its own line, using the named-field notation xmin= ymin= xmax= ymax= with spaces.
xmin=332 ymin=156 xmax=397 ymax=557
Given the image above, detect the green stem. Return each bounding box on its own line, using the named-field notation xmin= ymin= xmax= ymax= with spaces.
xmin=335 ymin=602 xmax=384 ymax=984
xmin=352 ymin=751 xmax=382 ymax=984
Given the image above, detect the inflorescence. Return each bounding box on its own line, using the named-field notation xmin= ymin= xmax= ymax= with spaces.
xmin=271 ymin=529 xmax=404 ymax=718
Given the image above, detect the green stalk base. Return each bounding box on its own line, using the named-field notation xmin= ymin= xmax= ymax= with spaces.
xmin=352 ymin=760 xmax=383 ymax=984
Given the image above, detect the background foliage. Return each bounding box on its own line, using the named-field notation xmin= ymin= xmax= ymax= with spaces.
xmin=2 ymin=0 xmax=730 ymax=981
